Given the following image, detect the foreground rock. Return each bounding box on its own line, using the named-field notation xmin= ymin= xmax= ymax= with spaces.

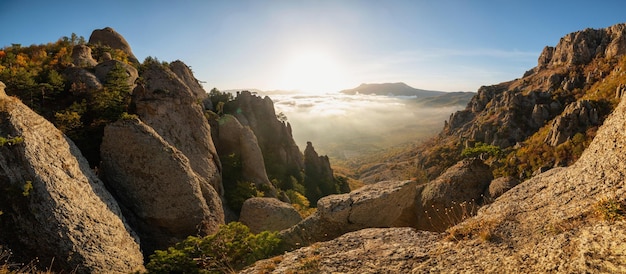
xmin=101 ymin=117 xmax=224 ymax=254
xmin=416 ymin=158 xmax=493 ymax=231
xmin=279 ymin=180 xmax=419 ymax=248
xmin=0 ymin=93 xmax=144 ymax=273
xmin=242 ymin=228 xmax=440 ymax=274
xmin=239 ymin=197 xmax=302 ymax=233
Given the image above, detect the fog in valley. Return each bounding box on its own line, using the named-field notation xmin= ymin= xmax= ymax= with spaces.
xmin=264 ymin=92 xmax=465 ymax=161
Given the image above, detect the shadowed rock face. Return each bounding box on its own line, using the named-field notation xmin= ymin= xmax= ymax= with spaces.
xmin=0 ymin=85 xmax=144 ymax=273
xmin=71 ymin=44 xmax=97 ymax=67
xmin=133 ymin=62 xmax=223 ymax=196
xmin=101 ymin=117 xmax=224 ymax=254
xmin=88 ymin=27 xmax=138 ymax=63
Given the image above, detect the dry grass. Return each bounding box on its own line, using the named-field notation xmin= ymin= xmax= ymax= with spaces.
xmin=445 ymin=218 xmax=500 ymax=243
xmin=592 ymin=197 xmax=626 ymax=223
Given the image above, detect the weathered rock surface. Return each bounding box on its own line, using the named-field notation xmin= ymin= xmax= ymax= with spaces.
xmin=279 ymin=180 xmax=419 ymax=248
xmin=485 ymin=176 xmax=519 ymax=200
xmin=71 ymin=44 xmax=97 ymax=67
xmin=94 ymin=59 xmax=138 ymax=88
xmin=0 ymin=93 xmax=144 ymax=273
xmin=215 ymin=114 xmax=276 ymax=196
xmin=133 ymin=62 xmax=223 ymax=195
xmin=100 ymin=117 xmax=224 ymax=254
xmin=63 ymin=67 xmax=103 ymax=91
xmin=225 ymin=91 xmax=303 ymax=179
xmin=242 ymin=228 xmax=440 ymax=274
xmin=239 ymin=197 xmax=302 ymax=233
xmin=544 ymin=100 xmax=599 ymax=146
xmin=89 ymin=27 xmax=138 ymax=63
xmin=169 ymin=60 xmax=211 ymax=109
xmin=416 ymin=158 xmax=493 ymax=231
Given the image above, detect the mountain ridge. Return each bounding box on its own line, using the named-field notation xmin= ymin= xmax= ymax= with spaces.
xmin=339 ymin=82 xmax=448 ymax=97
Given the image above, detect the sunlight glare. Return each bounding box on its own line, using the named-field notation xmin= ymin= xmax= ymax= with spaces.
xmin=278 ymin=49 xmax=349 ymax=93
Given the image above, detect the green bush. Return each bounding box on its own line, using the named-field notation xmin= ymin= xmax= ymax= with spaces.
xmin=146 ymin=222 xmax=282 ymax=273
xmin=461 ymin=142 xmax=501 ymax=158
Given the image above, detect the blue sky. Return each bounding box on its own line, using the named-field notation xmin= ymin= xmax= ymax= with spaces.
xmin=2 ymin=0 xmax=626 ymax=92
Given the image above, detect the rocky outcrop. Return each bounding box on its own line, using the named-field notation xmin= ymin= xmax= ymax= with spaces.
xmin=544 ymin=100 xmax=599 ymax=146
xmin=169 ymin=60 xmax=211 ymax=109
xmin=94 ymin=59 xmax=138 ymax=88
xmin=485 ymin=176 xmax=519 ymax=200
xmin=63 ymin=67 xmax=103 ymax=91
xmin=0 ymin=93 xmax=144 ymax=273
xmin=71 ymin=44 xmax=97 ymax=67
xmin=133 ymin=62 xmax=223 ymax=195
xmin=215 ymin=114 xmax=276 ymax=196
xmin=303 ymin=141 xmax=338 ymax=205
xmin=225 ymin=91 xmax=303 ymax=180
xmin=540 ymin=23 xmax=626 ymax=68
xmin=241 ymin=228 xmax=440 ymax=274
xmin=239 ymin=197 xmax=302 ymax=233
xmin=279 ymin=180 xmax=419 ymax=248
xmin=416 ymin=158 xmax=493 ymax=231
xmin=100 ymin=117 xmax=224 ymax=254
xmin=89 ymin=27 xmax=138 ymax=63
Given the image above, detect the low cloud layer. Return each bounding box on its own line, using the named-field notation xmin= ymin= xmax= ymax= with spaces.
xmin=265 ymin=92 xmax=464 ymax=160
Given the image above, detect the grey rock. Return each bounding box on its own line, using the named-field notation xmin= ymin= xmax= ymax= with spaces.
xmin=544 ymin=100 xmax=599 ymax=146
xmin=485 ymin=176 xmax=520 ymax=200
xmin=94 ymin=59 xmax=138 ymax=89
xmin=63 ymin=67 xmax=103 ymax=91
xmin=71 ymin=44 xmax=97 ymax=67
xmin=239 ymin=197 xmax=302 ymax=233
xmin=89 ymin=27 xmax=138 ymax=63
xmin=0 ymin=94 xmax=144 ymax=273
xmin=100 ymin=117 xmax=224 ymax=253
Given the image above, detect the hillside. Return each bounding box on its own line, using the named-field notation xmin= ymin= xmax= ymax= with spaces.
xmin=414 ymin=91 xmax=476 ymax=107
xmin=340 ymin=82 xmax=445 ymax=97
xmin=241 ymin=22 xmax=626 ymax=273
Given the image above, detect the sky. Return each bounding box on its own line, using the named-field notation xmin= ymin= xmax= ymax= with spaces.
xmin=2 ymin=0 xmax=626 ymax=93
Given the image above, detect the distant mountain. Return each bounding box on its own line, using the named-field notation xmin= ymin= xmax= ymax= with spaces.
xmin=340 ymin=82 xmax=445 ymax=98
xmin=414 ymin=91 xmax=476 ymax=107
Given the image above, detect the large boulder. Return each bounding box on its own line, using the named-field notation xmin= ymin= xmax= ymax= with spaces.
xmin=280 ymin=180 xmax=419 ymax=248
xmin=485 ymin=176 xmax=519 ymax=200
xmin=169 ymin=60 xmax=210 ymax=103
xmin=100 ymin=117 xmax=224 ymax=254
xmin=239 ymin=197 xmax=302 ymax=233
xmin=133 ymin=62 xmax=223 ymax=195
xmin=88 ymin=27 xmax=138 ymax=63
xmin=71 ymin=44 xmax=97 ymax=67
xmin=0 ymin=91 xmax=144 ymax=273
xmin=216 ymin=114 xmax=276 ymax=197
xmin=63 ymin=67 xmax=103 ymax=91
xmin=416 ymin=158 xmax=493 ymax=231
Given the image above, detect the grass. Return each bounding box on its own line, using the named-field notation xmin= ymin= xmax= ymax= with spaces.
xmin=445 ymin=218 xmax=499 ymax=243
xmin=593 ymin=197 xmax=625 ymax=223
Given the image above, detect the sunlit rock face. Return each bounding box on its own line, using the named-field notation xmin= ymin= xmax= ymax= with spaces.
xmin=88 ymin=27 xmax=138 ymax=63
xmin=0 ymin=85 xmax=144 ymax=273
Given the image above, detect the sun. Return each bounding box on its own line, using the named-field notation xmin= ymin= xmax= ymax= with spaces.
xmin=277 ymin=49 xmax=349 ymax=93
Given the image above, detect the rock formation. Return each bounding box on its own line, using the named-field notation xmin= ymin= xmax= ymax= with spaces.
xmin=303 ymin=141 xmax=338 ymax=205
xmin=416 ymin=158 xmax=493 ymax=231
xmin=89 ymin=27 xmax=138 ymax=63
xmin=133 ymin=62 xmax=223 ymax=195
xmin=169 ymin=60 xmax=212 ymax=109
xmin=238 ymin=197 xmax=302 ymax=233
xmin=94 ymin=59 xmax=139 ymax=88
xmin=100 ymin=117 xmax=224 ymax=254
xmin=544 ymin=100 xmax=599 ymax=146
xmin=0 ymin=88 xmax=144 ymax=273
xmin=215 ymin=114 xmax=277 ymax=197
xmin=71 ymin=44 xmax=97 ymax=67
xmin=225 ymin=91 xmax=303 ymax=181
xmin=485 ymin=176 xmax=519 ymax=200
xmin=63 ymin=67 xmax=103 ymax=91
xmin=279 ymin=180 xmax=419 ymax=248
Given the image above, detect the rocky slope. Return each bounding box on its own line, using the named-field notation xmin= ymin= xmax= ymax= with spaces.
xmin=242 ymin=63 xmax=626 ymax=274
xmin=0 ymin=84 xmax=144 ymax=273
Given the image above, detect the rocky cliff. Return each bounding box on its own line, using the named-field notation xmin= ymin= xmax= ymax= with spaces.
xmin=0 ymin=84 xmax=144 ymax=273
xmin=89 ymin=27 xmax=138 ymax=63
